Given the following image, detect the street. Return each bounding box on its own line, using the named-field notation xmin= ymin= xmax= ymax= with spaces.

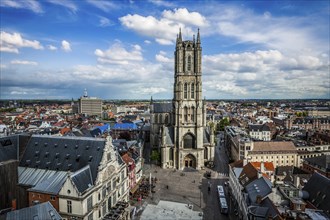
xmin=139 ymin=132 xmax=236 ymax=220
xmin=202 ymin=132 xmax=236 ymax=220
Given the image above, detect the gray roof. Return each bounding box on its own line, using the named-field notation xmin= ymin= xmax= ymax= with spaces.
xmin=165 ymin=127 xmax=174 ymax=146
xmin=19 ymin=167 xmax=67 ymax=187
xmin=19 ymin=135 xmax=106 ymax=184
xmin=0 ymin=135 xmax=18 ymax=162
xmin=203 ymin=128 xmax=210 ymax=144
xmin=249 ymin=124 xmax=270 ymax=132
xmin=71 ymin=165 xmax=93 ymax=193
xmin=6 ymin=201 xmax=61 ymax=220
xmin=245 ymin=177 xmax=272 ymax=205
xmin=153 ymin=103 xmax=173 ymax=113
xmin=303 ymin=172 xmax=330 ymax=213
xmin=28 ymin=171 xmax=67 ymax=194
xmin=304 ymin=155 xmax=330 ymax=171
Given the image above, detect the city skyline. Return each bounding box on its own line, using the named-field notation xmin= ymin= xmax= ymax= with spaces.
xmin=1 ymin=0 xmax=329 ymax=100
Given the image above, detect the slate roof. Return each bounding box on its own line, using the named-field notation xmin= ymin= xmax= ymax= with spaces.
xmin=19 ymin=135 xmax=105 ymax=183
xmin=203 ymin=128 xmax=210 ymax=144
xmin=303 ymin=172 xmax=330 ymax=213
xmin=0 ymin=135 xmax=18 ymax=162
xmin=245 ymin=176 xmax=272 ymax=205
xmin=249 ymin=124 xmax=270 ymax=132
xmin=165 ymin=127 xmax=174 ymax=146
xmin=6 ymin=201 xmax=61 ymax=220
xmin=275 ymin=166 xmax=308 ymax=176
xmin=28 ymin=171 xmax=67 ymax=194
xmin=19 ymin=167 xmax=67 ymax=187
xmin=304 ymin=155 xmax=330 ymax=171
xmin=153 ymin=103 xmax=173 ymax=113
xmin=71 ymin=165 xmax=93 ymax=193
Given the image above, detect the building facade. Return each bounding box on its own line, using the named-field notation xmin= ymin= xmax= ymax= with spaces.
xmin=150 ymin=29 xmax=215 ymax=170
xmin=78 ymin=89 xmax=102 ymax=117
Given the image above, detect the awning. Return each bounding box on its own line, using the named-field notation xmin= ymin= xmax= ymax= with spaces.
xmin=129 ymin=179 xmax=143 ymax=194
xmin=130 ymin=184 xmax=139 ymax=194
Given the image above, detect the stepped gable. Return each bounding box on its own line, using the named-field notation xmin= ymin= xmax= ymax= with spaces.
xmin=19 ymin=135 xmax=106 ymax=183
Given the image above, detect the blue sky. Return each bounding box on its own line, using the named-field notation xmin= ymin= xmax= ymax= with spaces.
xmin=0 ymin=0 xmax=329 ymax=100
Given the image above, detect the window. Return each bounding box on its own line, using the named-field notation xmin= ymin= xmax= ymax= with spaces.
xmin=184 ymin=83 xmax=188 ymax=99
xmin=191 ymin=107 xmax=195 ymax=122
xmin=87 ymin=196 xmax=93 ymax=212
xmin=98 ymin=193 xmax=101 ymax=201
xmin=102 ymin=186 xmax=106 ymax=198
xmin=67 ymin=200 xmax=72 ymax=213
xmin=108 ymin=197 xmax=112 ymax=211
xmin=191 ymin=83 xmax=194 ymax=99
xmin=50 ymin=195 xmax=56 ymax=201
xmin=184 ymin=107 xmax=188 ymax=122
xmin=102 ymin=203 xmax=106 ymax=217
xmin=183 ymin=133 xmax=195 ymax=149
xmin=187 ymin=55 xmax=192 ymax=71
xmin=88 ymin=213 xmax=93 ymax=220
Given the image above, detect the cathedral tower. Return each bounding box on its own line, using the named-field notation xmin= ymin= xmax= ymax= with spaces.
xmin=151 ymin=29 xmax=214 ymax=170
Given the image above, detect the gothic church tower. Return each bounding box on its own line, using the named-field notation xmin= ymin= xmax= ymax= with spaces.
xmin=152 ymin=29 xmax=214 ymax=170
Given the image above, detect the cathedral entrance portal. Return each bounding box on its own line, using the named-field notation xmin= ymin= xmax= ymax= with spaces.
xmin=183 ymin=154 xmax=196 ymax=169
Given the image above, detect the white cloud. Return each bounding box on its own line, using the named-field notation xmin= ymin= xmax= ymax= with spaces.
xmin=0 ymin=31 xmax=43 ymax=53
xmin=48 ymin=0 xmax=77 ymax=12
xmin=99 ymin=16 xmax=113 ymax=27
xmin=138 ymin=87 xmax=167 ymax=95
xmin=208 ymin=4 xmax=327 ymax=56
xmin=11 ymin=60 xmax=38 ymax=65
xmin=144 ymin=40 xmax=151 ymax=44
xmin=95 ymin=43 xmax=143 ymax=65
xmin=61 ymin=40 xmax=72 ymax=52
xmin=48 ymin=44 xmax=57 ymax=50
xmin=202 ymin=49 xmax=329 ymax=99
xmin=148 ymin=0 xmax=175 ymax=7
xmin=86 ymin=0 xmax=117 ymax=12
xmin=155 ymin=51 xmax=172 ymax=63
xmin=0 ymin=0 xmax=43 ymax=13
xmin=162 ymin=8 xmax=208 ymax=27
xmin=119 ymin=8 xmax=207 ymax=45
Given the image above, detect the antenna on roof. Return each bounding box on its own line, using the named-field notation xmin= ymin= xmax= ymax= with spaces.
xmin=84 ymin=88 xmax=88 ymax=97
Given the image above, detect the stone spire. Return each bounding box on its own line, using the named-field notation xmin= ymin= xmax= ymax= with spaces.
xmin=197 ymin=28 xmax=201 ymax=45
xmin=178 ymin=28 xmax=182 ymax=42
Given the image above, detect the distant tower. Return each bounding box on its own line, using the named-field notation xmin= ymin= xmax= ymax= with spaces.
xmin=84 ymin=88 xmax=88 ymax=97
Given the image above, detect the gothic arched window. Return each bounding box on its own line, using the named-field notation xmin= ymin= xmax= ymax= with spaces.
xmin=165 ymin=114 xmax=169 ymax=125
xmin=187 ymin=56 xmax=192 ymax=71
xmin=159 ymin=114 xmax=163 ymax=124
xmin=183 ymin=133 xmax=195 ymax=148
xmin=184 ymin=83 xmax=188 ymax=99
xmin=191 ymin=83 xmax=195 ymax=99
xmin=184 ymin=106 xmax=188 ymax=122
xmin=191 ymin=106 xmax=195 ymax=122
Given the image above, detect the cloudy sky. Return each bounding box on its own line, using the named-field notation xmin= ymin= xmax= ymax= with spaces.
xmin=1 ymin=0 xmax=329 ymax=100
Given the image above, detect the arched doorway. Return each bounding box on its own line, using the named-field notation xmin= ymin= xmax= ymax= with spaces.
xmin=183 ymin=154 xmax=196 ymax=169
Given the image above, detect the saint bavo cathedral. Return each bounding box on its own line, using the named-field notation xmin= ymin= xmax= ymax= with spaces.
xmin=150 ymin=29 xmax=215 ymax=170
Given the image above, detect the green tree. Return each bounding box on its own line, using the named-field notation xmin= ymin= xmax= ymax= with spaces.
xmin=217 ymin=118 xmax=230 ymax=131
xmin=150 ymin=150 xmax=160 ymax=163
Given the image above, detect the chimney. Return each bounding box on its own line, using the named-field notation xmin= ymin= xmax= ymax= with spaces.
xmin=243 ymin=159 xmax=248 ymax=166
xmin=256 ymin=195 xmax=262 ymax=204
xmin=294 ymin=176 xmax=300 ymax=188
xmin=261 ymin=162 xmax=265 ymax=173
